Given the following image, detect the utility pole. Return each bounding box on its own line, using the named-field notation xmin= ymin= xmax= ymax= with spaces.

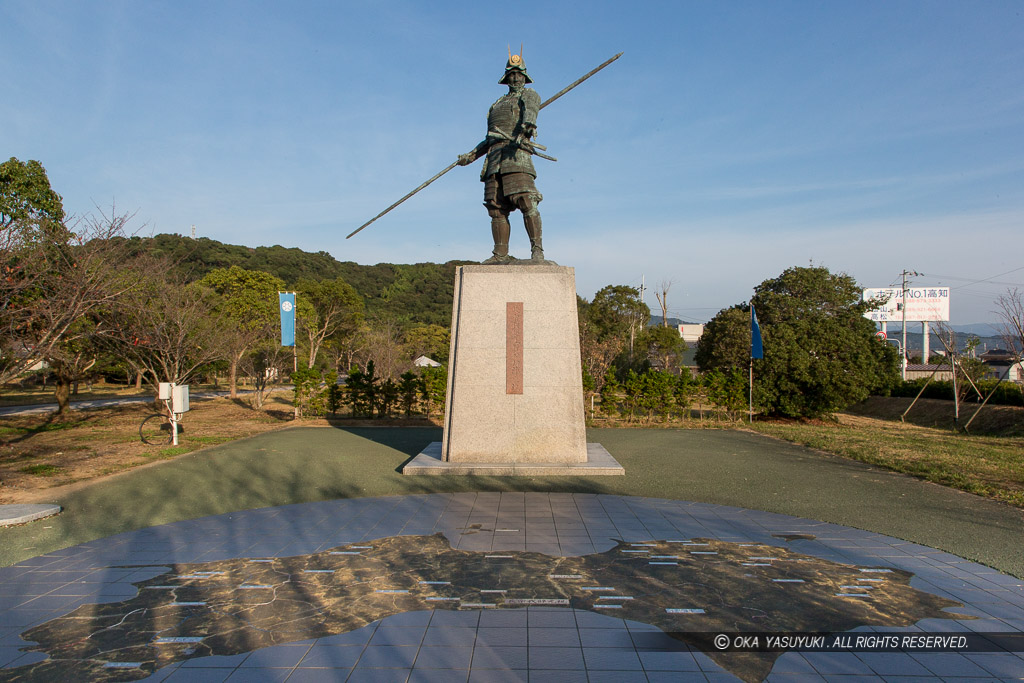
xmin=900 ymin=269 xmax=920 ymax=381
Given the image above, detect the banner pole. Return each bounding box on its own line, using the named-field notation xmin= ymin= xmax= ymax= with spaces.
xmin=293 ymin=293 xmax=300 ymax=419
xmin=749 ymin=358 xmax=753 ymax=423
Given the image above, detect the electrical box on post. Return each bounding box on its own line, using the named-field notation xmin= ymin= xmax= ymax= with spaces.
xmin=158 ymin=382 xmax=173 ymax=400
xmin=171 ymin=385 xmax=190 ymax=414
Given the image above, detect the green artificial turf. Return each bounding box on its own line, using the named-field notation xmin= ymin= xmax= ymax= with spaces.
xmin=3 ymin=426 xmax=1023 ymax=578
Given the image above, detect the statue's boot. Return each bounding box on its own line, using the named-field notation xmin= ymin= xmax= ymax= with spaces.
xmin=482 ymin=214 xmax=512 ymax=264
xmin=524 ymin=211 xmax=544 ymax=261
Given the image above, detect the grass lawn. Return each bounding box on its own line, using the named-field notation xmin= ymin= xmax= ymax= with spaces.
xmin=751 ymin=414 xmax=1024 ymax=508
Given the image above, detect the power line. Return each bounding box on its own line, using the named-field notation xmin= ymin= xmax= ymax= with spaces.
xmin=923 ymin=266 xmax=1024 ymax=290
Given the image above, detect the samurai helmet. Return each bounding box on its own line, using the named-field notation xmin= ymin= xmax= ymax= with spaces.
xmin=499 ymin=45 xmax=533 ymax=85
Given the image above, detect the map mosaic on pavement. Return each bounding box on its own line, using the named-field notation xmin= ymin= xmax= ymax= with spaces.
xmin=0 ymin=532 xmax=968 ymax=683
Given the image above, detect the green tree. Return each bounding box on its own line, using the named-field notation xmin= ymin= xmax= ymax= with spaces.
xmin=404 ymin=324 xmax=450 ymax=363
xmin=697 ymin=266 xmax=900 ymax=418
xmin=200 ymin=266 xmax=285 ymax=398
xmin=641 ymin=325 xmax=687 ymax=374
xmin=0 ymin=158 xmax=65 ymax=231
xmin=292 ymin=367 xmax=336 ymax=418
xmin=588 ymin=285 xmax=650 ymax=353
xmin=418 ymin=365 xmax=447 ymax=419
xmin=702 ymin=368 xmax=747 ymax=420
xmin=580 ymin=285 xmax=651 ymax=389
xmin=398 ymin=371 xmax=419 ymax=416
xmin=347 ymin=360 xmax=379 ymax=417
xmin=598 ymin=368 xmax=622 ymax=418
xmin=694 ymin=305 xmax=751 ymax=372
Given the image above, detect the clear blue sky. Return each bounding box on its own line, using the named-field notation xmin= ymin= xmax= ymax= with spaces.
xmin=3 ymin=1 xmax=1022 ymax=324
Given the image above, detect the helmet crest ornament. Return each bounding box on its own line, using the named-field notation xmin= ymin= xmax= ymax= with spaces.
xmin=500 ymin=44 xmax=532 ymax=85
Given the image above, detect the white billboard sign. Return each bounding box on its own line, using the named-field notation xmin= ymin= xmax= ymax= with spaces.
xmin=862 ymin=287 xmax=950 ymax=322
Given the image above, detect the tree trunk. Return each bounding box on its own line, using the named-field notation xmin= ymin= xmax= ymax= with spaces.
xmin=55 ymin=376 xmax=71 ymax=415
xmin=135 ymin=371 xmax=143 ymax=391
xmin=229 ymin=354 xmax=239 ymax=399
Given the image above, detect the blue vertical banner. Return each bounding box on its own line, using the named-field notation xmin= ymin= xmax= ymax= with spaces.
xmin=751 ymin=306 xmax=764 ymax=359
xmin=279 ymin=292 xmax=296 ymax=347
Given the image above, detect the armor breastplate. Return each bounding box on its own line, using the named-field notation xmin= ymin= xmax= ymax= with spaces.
xmin=487 ymin=92 xmax=521 ymax=135
xmin=481 ymin=88 xmax=541 ymax=180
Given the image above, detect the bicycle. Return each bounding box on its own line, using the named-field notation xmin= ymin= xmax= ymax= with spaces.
xmin=139 ymin=403 xmax=184 ymax=445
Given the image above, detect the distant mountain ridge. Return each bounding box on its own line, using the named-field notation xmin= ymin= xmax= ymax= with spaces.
xmin=649 ymin=315 xmax=701 ymax=327
xmin=885 ymin=322 xmax=1002 ymax=337
xmin=133 ymin=233 xmax=472 ymax=327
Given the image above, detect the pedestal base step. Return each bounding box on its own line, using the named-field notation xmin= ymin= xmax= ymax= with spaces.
xmin=402 ymin=442 xmax=624 ymax=476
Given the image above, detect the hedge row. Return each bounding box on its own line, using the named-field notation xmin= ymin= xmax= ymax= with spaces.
xmin=889 ymin=379 xmax=1024 ymax=407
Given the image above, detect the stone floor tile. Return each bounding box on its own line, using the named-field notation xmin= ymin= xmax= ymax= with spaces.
xmin=582 ymin=646 xmax=643 ymax=670
xmin=412 ymin=645 xmax=473 ymax=669
xmin=161 ymin=668 xmax=233 ymax=682
xmin=239 ymin=644 xmax=312 ymax=668
xmin=355 ymin=645 xmax=419 ymax=669
xmin=295 ymin=645 xmax=363 ymax=668
xmin=526 ymin=670 xmax=588 ymax=683
xmin=286 ymin=669 xmax=354 ymax=682
xmin=467 ymin=668 xmax=527 ymax=682
xmin=470 ymin=645 xmax=528 ymax=670
xmin=407 ymin=668 xmax=469 ymax=683
xmin=421 ymin=627 xmax=477 ymax=647
xmin=857 ymin=653 xmax=935 ymax=676
xmin=370 ymin=627 xmax=427 ymax=646
xmin=475 ymin=627 xmax=527 ymax=647
xmin=528 ymin=627 xmax=581 ymax=647
xmin=528 ymin=646 xmax=585 ymax=670
xmin=345 ymin=668 xmax=412 ymax=682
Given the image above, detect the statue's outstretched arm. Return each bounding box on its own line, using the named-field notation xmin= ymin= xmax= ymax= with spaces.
xmin=457 ymin=139 xmax=489 ymax=166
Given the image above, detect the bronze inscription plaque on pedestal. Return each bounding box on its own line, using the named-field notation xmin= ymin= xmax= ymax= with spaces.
xmin=506 ymin=301 xmax=524 ymax=394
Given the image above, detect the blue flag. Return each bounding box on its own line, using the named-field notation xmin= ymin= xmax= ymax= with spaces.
xmin=751 ymin=306 xmax=764 ymax=360
xmin=279 ymin=292 xmax=296 ymax=347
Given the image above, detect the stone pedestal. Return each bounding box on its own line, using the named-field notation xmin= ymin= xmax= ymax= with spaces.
xmin=403 ymin=264 xmax=623 ymax=476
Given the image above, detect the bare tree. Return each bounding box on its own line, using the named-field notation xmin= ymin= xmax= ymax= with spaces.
xmin=996 ymin=288 xmax=1024 ymax=359
xmin=655 ymin=279 xmax=672 ymax=327
xmin=1 ymin=209 xmax=140 ymax=390
xmin=100 ymin=257 xmax=225 ymax=391
xmin=325 ymin=323 xmax=372 ymax=376
xmin=363 ymin=316 xmax=408 ymax=381
xmin=238 ymin=341 xmax=290 ymax=410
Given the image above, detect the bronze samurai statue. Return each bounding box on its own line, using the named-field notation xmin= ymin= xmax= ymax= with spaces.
xmin=458 ymin=51 xmax=551 ymax=264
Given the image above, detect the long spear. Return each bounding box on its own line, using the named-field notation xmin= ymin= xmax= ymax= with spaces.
xmin=346 ymin=52 xmax=623 ymax=240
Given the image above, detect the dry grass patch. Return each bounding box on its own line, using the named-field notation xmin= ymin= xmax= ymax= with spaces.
xmin=0 ymin=395 xmax=295 ymax=504
xmin=751 ymin=414 xmax=1024 ymax=508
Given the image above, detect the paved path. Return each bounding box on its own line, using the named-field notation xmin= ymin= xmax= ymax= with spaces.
xmin=0 ymin=391 xmax=234 ymax=417
xmin=0 ymin=427 xmax=1022 ymax=681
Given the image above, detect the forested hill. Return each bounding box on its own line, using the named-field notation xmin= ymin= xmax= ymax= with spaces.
xmin=132 ymin=233 xmax=473 ymax=327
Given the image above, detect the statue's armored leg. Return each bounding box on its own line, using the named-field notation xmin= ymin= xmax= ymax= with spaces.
xmin=517 ymin=195 xmax=544 ymax=261
xmin=482 ymin=209 xmax=512 ymax=264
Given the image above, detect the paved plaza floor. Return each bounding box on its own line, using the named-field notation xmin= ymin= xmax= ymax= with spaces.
xmin=1 ymin=492 xmax=1022 ymax=682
